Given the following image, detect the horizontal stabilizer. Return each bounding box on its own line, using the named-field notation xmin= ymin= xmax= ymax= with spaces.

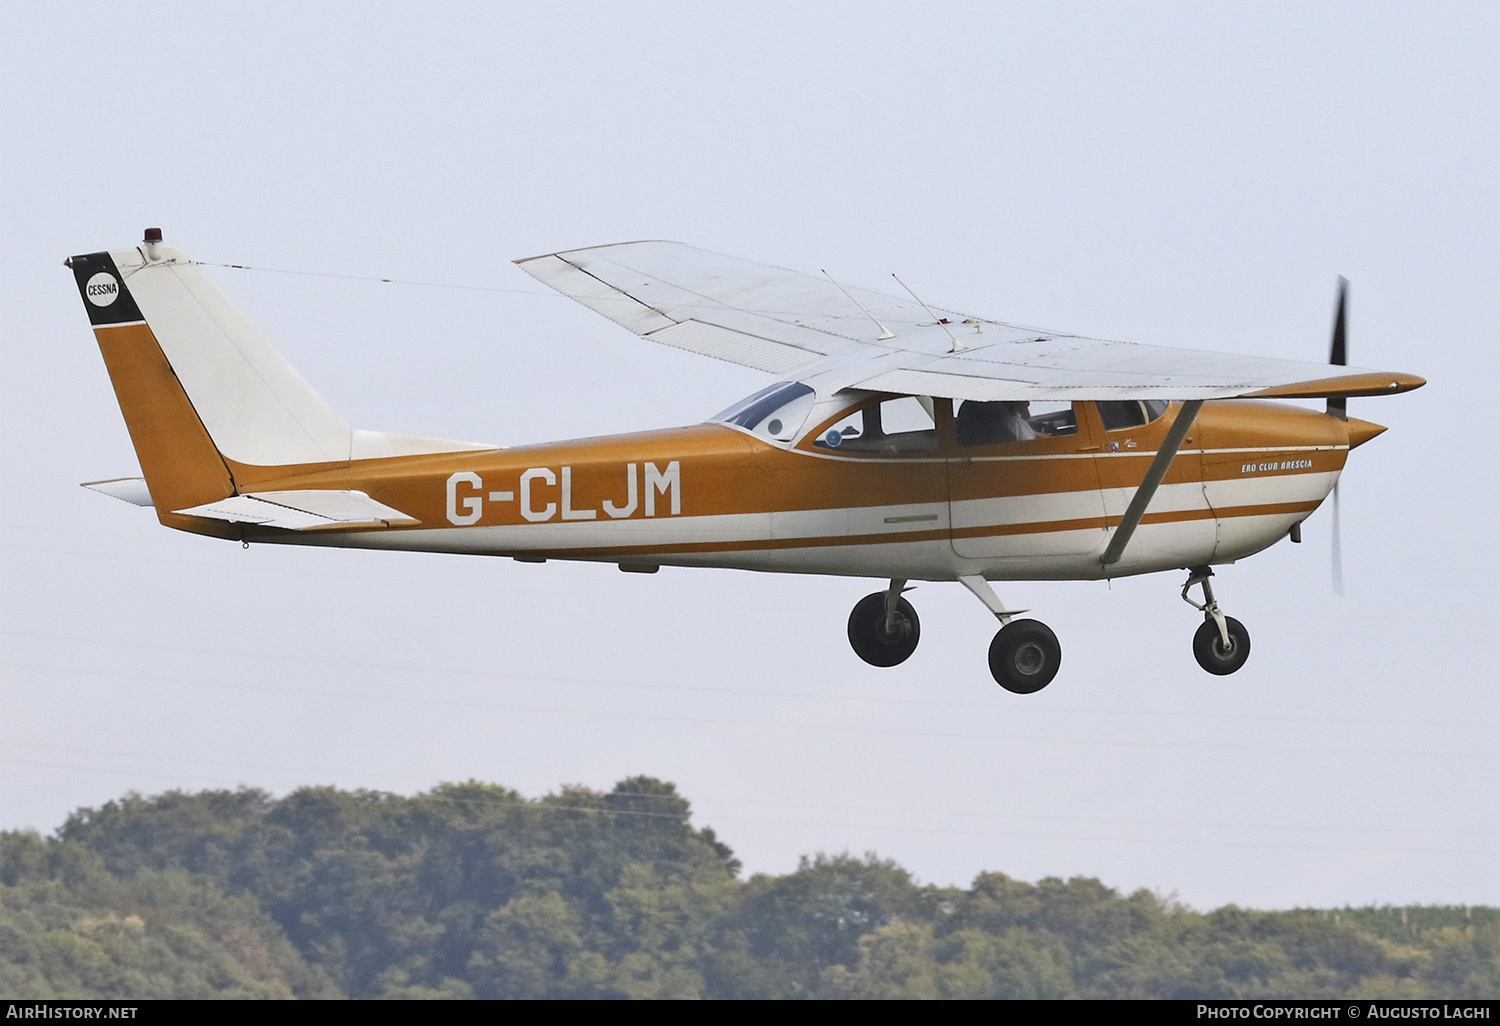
xmin=174 ymin=490 xmax=419 ymax=531
xmin=82 ymin=477 xmax=154 ymax=507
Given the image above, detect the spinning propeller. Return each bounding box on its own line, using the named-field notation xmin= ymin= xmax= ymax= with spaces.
xmin=1327 ymin=278 xmax=1348 ymax=597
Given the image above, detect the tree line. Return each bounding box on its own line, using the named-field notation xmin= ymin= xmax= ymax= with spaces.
xmin=2 ymin=778 xmax=1494 ymax=999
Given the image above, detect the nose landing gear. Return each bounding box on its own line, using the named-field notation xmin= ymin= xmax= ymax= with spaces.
xmin=1182 ymin=567 xmax=1251 ymax=675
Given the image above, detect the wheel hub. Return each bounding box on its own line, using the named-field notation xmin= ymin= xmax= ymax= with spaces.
xmin=988 ymin=619 xmax=1062 ymax=694
xmin=1013 ymin=641 xmax=1045 ymax=675
xmin=1192 ymin=615 xmax=1251 ymax=675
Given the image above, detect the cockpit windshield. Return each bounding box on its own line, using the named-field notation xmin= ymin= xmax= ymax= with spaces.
xmin=712 ymin=382 xmax=817 ymax=444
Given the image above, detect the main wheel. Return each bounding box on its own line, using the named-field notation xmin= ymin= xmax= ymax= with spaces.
xmin=847 ymin=592 xmax=920 ymax=667
xmin=1193 ymin=616 xmax=1251 ymax=675
xmin=988 ymin=619 xmax=1061 ymax=694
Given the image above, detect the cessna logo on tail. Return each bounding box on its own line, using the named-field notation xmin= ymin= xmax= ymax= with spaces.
xmin=85 ymin=273 xmax=120 ymax=307
xmin=446 ymin=462 xmax=681 ymax=526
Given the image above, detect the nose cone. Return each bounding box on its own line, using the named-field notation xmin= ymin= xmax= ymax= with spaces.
xmin=1346 ymin=417 xmax=1387 ymax=449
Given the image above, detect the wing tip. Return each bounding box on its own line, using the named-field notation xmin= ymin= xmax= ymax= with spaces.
xmin=1248 ymin=371 xmax=1426 ymax=400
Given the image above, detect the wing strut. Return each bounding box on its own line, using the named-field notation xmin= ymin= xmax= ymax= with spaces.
xmin=1100 ymin=400 xmax=1204 ymax=568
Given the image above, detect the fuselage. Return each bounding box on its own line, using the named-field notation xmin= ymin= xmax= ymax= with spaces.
xmin=195 ymin=396 xmax=1368 ymax=584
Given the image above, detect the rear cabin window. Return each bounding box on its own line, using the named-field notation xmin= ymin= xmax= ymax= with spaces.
xmin=814 ymin=396 xmax=937 ymax=454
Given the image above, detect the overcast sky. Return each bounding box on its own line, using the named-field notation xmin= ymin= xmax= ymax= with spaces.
xmin=2 ymin=3 xmax=1495 ymax=910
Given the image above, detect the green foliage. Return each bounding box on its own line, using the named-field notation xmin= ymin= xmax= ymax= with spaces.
xmin=699 ymin=852 xmax=943 ymax=997
xmin=24 ymin=776 xmax=738 ymax=999
xmin=0 ymin=832 xmax=337 ymax=999
xmin=5 ymin=781 xmax=1496 ymax=1000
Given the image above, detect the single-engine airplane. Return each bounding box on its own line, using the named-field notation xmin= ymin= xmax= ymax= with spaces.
xmin=67 ymin=230 xmax=1423 ymax=693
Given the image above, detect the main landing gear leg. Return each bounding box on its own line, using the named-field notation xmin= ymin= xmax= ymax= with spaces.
xmin=958 ymin=575 xmax=1062 ymax=694
xmin=1181 ymin=566 xmax=1251 ymax=675
xmin=848 ymin=579 xmax=920 ymax=667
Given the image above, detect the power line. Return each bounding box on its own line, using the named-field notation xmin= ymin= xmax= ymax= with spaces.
xmin=4 ymin=757 xmax=1491 ymax=859
xmin=5 ymin=659 xmax=1495 ymax=761
xmin=197 ymin=261 xmax=557 ymax=297
xmin=5 ymin=740 xmax=1491 ymax=840
xmin=5 ymin=629 xmax=1492 ymax=731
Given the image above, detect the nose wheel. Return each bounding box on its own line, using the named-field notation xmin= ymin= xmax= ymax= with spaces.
xmin=1193 ymin=616 xmax=1250 ymax=675
xmin=847 ymin=582 xmax=920 ymax=667
xmin=1182 ymin=567 xmax=1251 ymax=675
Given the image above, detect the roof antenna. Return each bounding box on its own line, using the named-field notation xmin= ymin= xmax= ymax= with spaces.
xmin=892 ymin=273 xmax=964 ymax=353
xmin=822 ymin=269 xmax=895 ymax=340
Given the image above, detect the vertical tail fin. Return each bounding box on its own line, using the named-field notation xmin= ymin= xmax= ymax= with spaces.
xmin=67 ymin=239 xmax=241 ymax=528
xmin=68 ymin=230 xmax=356 ymax=473
xmin=68 ymin=229 xmax=494 ymax=531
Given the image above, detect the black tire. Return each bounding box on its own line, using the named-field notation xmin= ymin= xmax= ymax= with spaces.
xmin=847 ymin=592 xmax=920 ymax=667
xmin=1193 ymin=616 xmax=1251 ymax=675
xmin=988 ymin=619 xmax=1061 ymax=694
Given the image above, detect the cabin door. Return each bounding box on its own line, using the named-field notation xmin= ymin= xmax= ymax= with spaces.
xmin=946 ymin=400 xmax=1109 ymax=562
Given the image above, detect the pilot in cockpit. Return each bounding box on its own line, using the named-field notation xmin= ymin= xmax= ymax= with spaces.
xmin=956 ymin=400 xmax=1037 ymax=445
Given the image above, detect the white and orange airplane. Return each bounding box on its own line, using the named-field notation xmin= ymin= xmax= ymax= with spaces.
xmin=68 ymin=230 xmax=1423 ymax=693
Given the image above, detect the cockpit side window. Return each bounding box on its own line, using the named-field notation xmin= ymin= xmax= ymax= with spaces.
xmin=956 ymin=400 xmax=1078 ymax=446
xmin=1098 ymin=400 xmax=1148 ymax=432
xmin=713 ymin=382 xmax=817 ymax=444
xmin=1098 ymin=400 xmax=1171 ymax=431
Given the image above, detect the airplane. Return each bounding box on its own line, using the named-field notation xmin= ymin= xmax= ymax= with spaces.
xmin=66 ymin=229 xmax=1424 ymax=693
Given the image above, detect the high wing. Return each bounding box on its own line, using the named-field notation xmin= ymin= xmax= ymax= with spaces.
xmin=516 ymin=241 xmax=1424 ymax=402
